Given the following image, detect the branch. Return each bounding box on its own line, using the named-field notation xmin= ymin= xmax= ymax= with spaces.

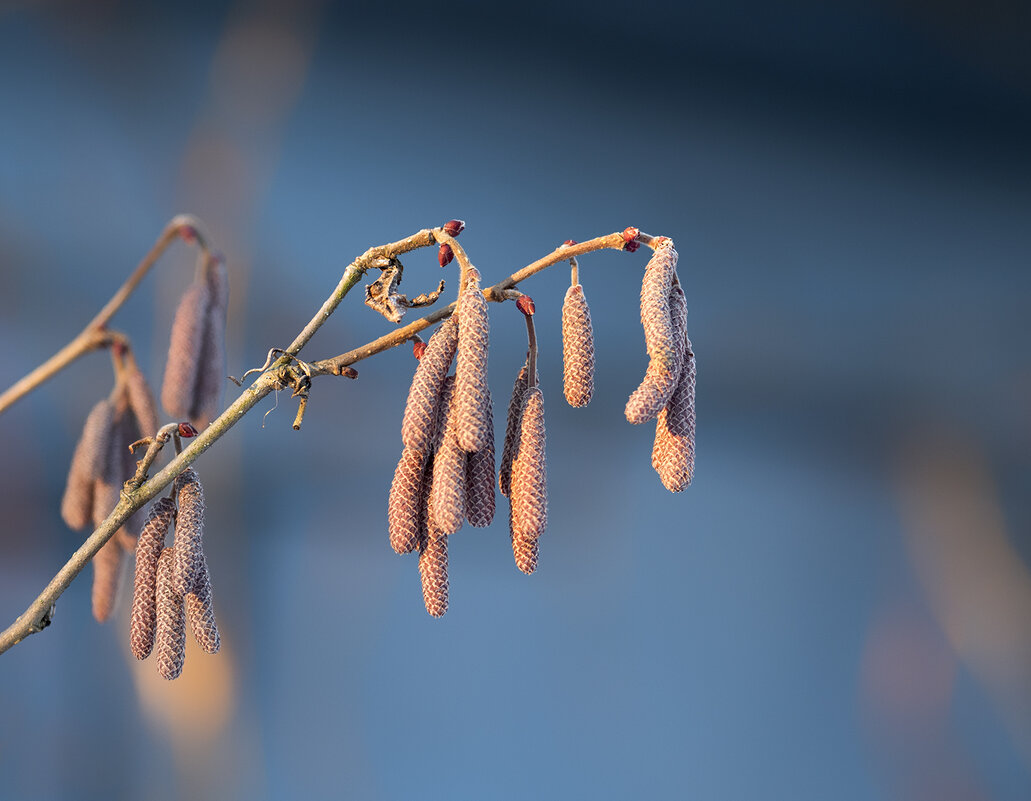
xmin=0 ymin=215 xmax=208 ymax=416
xmin=0 ymin=223 xmax=656 ymax=656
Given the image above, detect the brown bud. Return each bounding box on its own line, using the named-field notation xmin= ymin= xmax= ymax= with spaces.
xmin=388 ymin=447 xmax=427 ymax=554
xmin=429 ymin=378 xmax=467 ymax=535
xmin=563 ymin=239 xmax=578 ymax=247
xmin=465 ymin=390 xmax=496 ymax=527
xmin=561 ymin=284 xmax=595 ymax=407
xmin=418 ymin=531 xmax=449 ymax=618
xmin=412 ymin=340 xmax=428 ymax=360
xmin=510 ymin=386 xmax=547 ymax=542
xmin=172 ymin=468 xmax=206 ymax=597
xmin=454 ymin=270 xmax=492 ymax=453
xmin=401 ymin=316 xmax=459 ymax=453
xmin=438 ymin=243 xmax=454 ymax=268
xmin=61 ymin=399 xmax=114 ymax=531
xmin=185 ymin=561 xmax=220 ymax=654
xmin=515 ymin=295 xmax=535 ymax=316
xmin=443 ymin=219 xmax=465 ymax=237
xmin=130 ymin=497 xmax=176 ymax=660
xmin=155 ymin=547 xmax=186 ymax=680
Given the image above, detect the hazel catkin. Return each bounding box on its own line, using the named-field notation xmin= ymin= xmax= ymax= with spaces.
xmin=172 ymin=468 xmax=206 ymax=597
xmin=155 ymin=547 xmax=186 ymax=680
xmin=429 ymin=377 xmax=466 ymax=535
xmin=130 ymin=497 xmax=176 ymax=660
xmin=401 ymin=316 xmax=458 ymax=454
xmin=60 ymin=399 xmax=114 ymax=531
xmin=509 ymin=386 xmax=547 ymax=542
xmin=465 ymin=390 xmax=496 ymax=528
xmin=454 ymin=268 xmax=492 ymax=453
xmin=388 ymin=446 xmax=427 ymax=554
xmin=561 ymin=283 xmax=595 ymax=407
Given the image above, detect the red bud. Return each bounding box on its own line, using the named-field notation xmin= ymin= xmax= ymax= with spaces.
xmin=339 ymin=366 xmax=358 ymax=379
xmin=413 ymin=340 xmax=428 ymax=360
xmin=624 ymin=239 xmax=640 ymax=252
xmin=438 ymin=243 xmax=454 ymax=268
xmin=178 ymin=422 xmax=198 ymax=438
xmin=622 ymin=226 xmax=640 ymax=244
xmin=178 ymin=224 xmax=198 ymax=244
xmin=516 ymin=295 xmax=536 ymax=316
xmin=563 ymin=239 xmax=578 ymax=247
xmin=443 ymin=219 xmax=465 ymax=237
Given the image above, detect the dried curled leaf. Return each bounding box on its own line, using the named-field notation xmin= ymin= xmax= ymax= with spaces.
xmin=561 ymin=284 xmax=595 ymax=407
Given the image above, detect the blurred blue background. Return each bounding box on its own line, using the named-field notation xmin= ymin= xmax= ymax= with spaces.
xmin=1 ymin=1 xmax=1030 ymax=799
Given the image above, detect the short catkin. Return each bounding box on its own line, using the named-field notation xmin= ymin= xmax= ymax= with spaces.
xmin=429 ymin=377 xmax=466 ymax=535
xmin=561 ymin=283 xmax=595 ymax=407
xmin=401 ymin=316 xmax=458 ymax=454
xmin=465 ymin=390 xmax=496 ymax=528
xmin=454 ymin=268 xmax=492 ymax=453
xmin=61 ymin=399 xmax=114 ymax=531
xmin=509 ymin=386 xmax=547 ymax=542
xmin=388 ymin=446 xmax=427 ymax=554
xmin=172 ymin=468 xmax=206 ymax=597
xmin=155 ymin=547 xmax=186 ymax=680
xmin=130 ymin=497 xmax=176 ymax=660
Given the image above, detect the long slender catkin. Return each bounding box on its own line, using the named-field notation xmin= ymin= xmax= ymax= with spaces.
xmin=653 ymin=345 xmax=696 ymax=493
xmin=185 ymin=561 xmax=220 ymax=655
xmin=61 ymin=399 xmax=114 ymax=531
xmin=429 ymin=377 xmax=466 ymax=535
xmin=625 ymin=279 xmax=688 ymax=425
xmin=91 ymin=536 xmax=124 ymax=623
xmin=418 ymin=531 xmax=449 ymax=618
xmin=510 ymin=386 xmax=547 ymax=542
xmin=125 ymin=362 xmax=159 ymax=440
xmin=388 ymin=446 xmax=427 ymax=554
xmin=465 ymin=389 xmax=496 ymax=528
xmin=498 ymin=364 xmax=531 ymax=498
xmin=130 ymin=497 xmax=176 ymax=660
xmin=191 ymin=257 xmax=229 ymax=428
xmin=511 ymin=528 xmax=539 ymax=575
xmin=172 ymin=468 xmax=206 ymax=597
xmin=155 ymin=547 xmax=186 ymax=680
xmin=454 ymin=268 xmax=492 ymax=453
xmin=161 ymin=279 xmax=210 ymax=422
xmin=638 ymin=239 xmax=679 ymax=372
xmin=561 ymin=284 xmax=595 ymax=407
xmin=401 ymin=316 xmax=459 ymax=453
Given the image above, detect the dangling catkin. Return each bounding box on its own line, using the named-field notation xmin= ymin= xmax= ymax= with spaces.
xmin=498 ymin=363 xmax=532 ymax=497
xmin=454 ymin=268 xmax=492 ymax=453
xmin=401 ymin=316 xmax=458 ymax=454
xmin=155 ymin=547 xmax=186 ymax=680
xmin=418 ymin=531 xmax=449 ymax=618
xmin=130 ymin=497 xmax=176 ymax=660
xmin=561 ymin=284 xmax=595 ymax=407
xmin=388 ymin=446 xmax=427 ymax=554
xmin=185 ymin=562 xmax=220 ymax=655
xmin=429 ymin=377 xmax=466 ymax=535
xmin=511 ymin=529 xmax=539 ymax=575
xmin=191 ymin=256 xmax=229 ymax=428
xmin=172 ymin=468 xmax=206 ymax=597
xmin=91 ymin=536 xmax=124 ymax=623
xmin=625 ymin=280 xmax=688 ymax=425
xmin=510 ymin=386 xmax=547 ymax=542
xmin=125 ymin=360 xmax=159 ymax=440
xmin=653 ymin=344 xmax=696 ymax=493
xmin=61 ymin=399 xmax=114 ymax=531
xmin=161 ymin=279 xmax=209 ymax=422
xmin=638 ymin=239 xmax=679 ymax=372
xmin=465 ymin=389 xmax=496 ymax=527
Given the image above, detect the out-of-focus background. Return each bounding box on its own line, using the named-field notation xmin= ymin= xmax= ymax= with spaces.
xmin=1 ymin=1 xmax=1030 ymax=798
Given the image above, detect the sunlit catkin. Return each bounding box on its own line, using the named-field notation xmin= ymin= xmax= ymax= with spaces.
xmin=91 ymin=536 xmax=124 ymax=623
xmin=653 ymin=345 xmax=696 ymax=493
xmin=185 ymin=562 xmax=220 ymax=655
xmin=155 ymin=547 xmax=186 ymax=680
xmin=511 ymin=529 xmax=539 ymax=575
xmin=498 ymin=364 xmax=532 ymax=498
xmin=172 ymin=468 xmax=205 ymax=597
xmin=130 ymin=497 xmax=175 ymax=659
xmin=454 ymin=268 xmax=492 ymax=452
xmin=510 ymin=386 xmax=547 ymax=542
xmin=61 ymin=399 xmax=114 ymax=531
xmin=401 ymin=316 xmax=458 ymax=454
xmin=418 ymin=531 xmax=449 ymax=618
xmin=638 ymin=239 xmax=679 ymax=372
xmin=561 ymin=284 xmax=595 ymax=407
xmin=465 ymin=389 xmax=496 ymax=527
xmin=388 ymin=446 xmax=427 ymax=554
xmin=429 ymin=377 xmax=466 ymax=535
xmin=625 ymin=279 xmax=688 ymax=425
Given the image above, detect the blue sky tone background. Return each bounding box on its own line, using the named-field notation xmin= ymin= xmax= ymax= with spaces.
xmin=1 ymin=1 xmax=1030 ymax=799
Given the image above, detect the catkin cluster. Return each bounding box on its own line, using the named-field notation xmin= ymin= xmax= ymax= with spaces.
xmin=161 ymin=253 xmax=229 ymax=430
xmin=60 ymin=354 xmax=159 ymax=622
xmin=390 ymin=267 xmax=495 ymax=616
xmin=625 ymin=240 xmax=695 ymax=492
xmin=130 ymin=467 xmax=220 ymax=679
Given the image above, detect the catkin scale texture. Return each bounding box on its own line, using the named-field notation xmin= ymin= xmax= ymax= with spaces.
xmin=653 ymin=350 xmax=696 ymax=493
xmin=91 ymin=536 xmax=124 ymax=623
xmin=161 ymin=280 xmax=210 ymax=421
xmin=465 ymin=390 xmax=496 ymax=527
xmin=454 ymin=270 xmax=492 ymax=453
xmin=130 ymin=497 xmax=176 ymax=660
xmin=401 ymin=317 xmax=458 ymax=453
xmin=61 ymin=399 xmax=114 ymax=531
xmin=388 ymin=446 xmax=427 ymax=554
xmin=498 ymin=364 xmax=531 ymax=498
xmin=509 ymin=387 xmax=547 ymax=541
xmin=418 ymin=532 xmax=449 ymax=618
xmin=561 ymin=284 xmax=595 ymax=407
xmin=191 ymin=259 xmax=229 ymax=428
xmin=638 ymin=241 xmax=679 ymax=371
xmin=172 ymin=468 xmax=206 ymax=597
xmin=429 ymin=378 xmax=466 ymax=535
xmin=185 ymin=562 xmax=220 ymax=655
xmin=625 ymin=281 xmax=688 ymax=425
xmin=155 ymin=547 xmax=186 ymax=680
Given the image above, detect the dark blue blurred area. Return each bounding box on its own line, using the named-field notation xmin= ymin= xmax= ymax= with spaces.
xmin=2 ymin=2 xmax=1030 ymax=799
